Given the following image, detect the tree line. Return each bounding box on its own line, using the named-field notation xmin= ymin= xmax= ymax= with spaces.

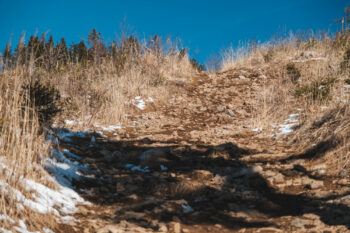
xmin=1 ymin=28 xmax=204 ymax=72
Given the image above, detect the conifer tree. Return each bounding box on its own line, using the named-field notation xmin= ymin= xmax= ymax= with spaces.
xmin=57 ymin=37 xmax=68 ymax=65
xmin=88 ymin=28 xmax=105 ymax=65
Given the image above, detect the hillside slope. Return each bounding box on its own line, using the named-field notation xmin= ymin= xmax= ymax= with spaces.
xmin=51 ymin=68 xmax=350 ymax=233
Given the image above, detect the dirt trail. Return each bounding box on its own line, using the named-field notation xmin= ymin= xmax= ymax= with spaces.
xmin=56 ymin=71 xmax=350 ymax=232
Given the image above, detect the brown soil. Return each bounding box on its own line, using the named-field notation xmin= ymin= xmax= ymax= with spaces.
xmin=56 ymin=70 xmax=350 ymax=233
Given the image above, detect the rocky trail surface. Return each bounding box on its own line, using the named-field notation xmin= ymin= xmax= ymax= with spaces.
xmin=54 ymin=70 xmax=350 ymax=233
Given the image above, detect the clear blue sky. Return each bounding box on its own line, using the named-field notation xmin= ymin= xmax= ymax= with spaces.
xmin=0 ymin=0 xmax=348 ymax=64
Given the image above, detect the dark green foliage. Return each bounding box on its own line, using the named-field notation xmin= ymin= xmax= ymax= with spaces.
xmin=88 ymin=28 xmax=105 ymax=64
xmin=71 ymin=41 xmax=88 ymax=63
xmin=345 ymin=79 xmax=350 ymax=85
xmin=111 ymin=36 xmax=141 ymax=73
xmin=22 ymin=80 xmax=60 ymax=128
xmin=0 ymin=29 xmax=195 ymax=74
xmin=190 ymin=58 xmax=205 ymax=72
xmin=57 ymin=37 xmax=69 ymax=65
xmin=286 ymin=63 xmax=301 ymax=83
xmin=295 ymin=76 xmax=338 ymax=102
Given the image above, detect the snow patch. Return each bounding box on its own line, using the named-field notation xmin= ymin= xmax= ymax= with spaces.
xmin=292 ymin=57 xmax=328 ymax=63
xmin=0 ymin=215 xmax=15 ymax=225
xmin=274 ymin=113 xmax=299 ymax=135
xmin=125 ymin=163 xmax=150 ymax=173
xmin=126 ymin=96 xmax=154 ymax=110
xmin=182 ymin=204 xmax=194 ymax=213
xmin=14 ymin=220 xmax=40 ymax=233
xmin=160 ymin=165 xmax=168 ymax=171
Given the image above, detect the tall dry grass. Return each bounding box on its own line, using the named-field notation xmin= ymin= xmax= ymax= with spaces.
xmin=0 ymin=34 xmax=197 ymax=231
xmin=0 ymin=67 xmax=56 ymax=231
xmin=220 ymin=32 xmax=350 ymax=173
xmin=47 ymin=37 xmax=196 ymax=129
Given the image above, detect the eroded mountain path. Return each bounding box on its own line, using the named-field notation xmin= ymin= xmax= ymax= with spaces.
xmin=56 ymin=70 xmax=350 ymax=232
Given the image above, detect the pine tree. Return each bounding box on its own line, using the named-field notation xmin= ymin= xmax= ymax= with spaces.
xmin=45 ymin=35 xmax=55 ymax=70
xmin=71 ymin=41 xmax=88 ymax=63
xmin=87 ymin=28 xmax=105 ymax=65
xmin=57 ymin=37 xmax=68 ymax=65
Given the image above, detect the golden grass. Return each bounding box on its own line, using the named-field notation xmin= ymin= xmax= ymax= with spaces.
xmin=50 ymin=40 xmax=196 ymax=130
xmin=221 ymin=32 xmax=350 ymax=173
xmin=0 ymin=68 xmax=56 ymax=231
xmin=0 ymin=35 xmax=197 ymax=231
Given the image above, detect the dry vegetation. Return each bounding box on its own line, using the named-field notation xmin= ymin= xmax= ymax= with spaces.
xmin=0 ymin=33 xmax=197 ymax=231
xmin=221 ymin=32 xmax=350 ymax=174
xmin=2 ymin=28 xmax=350 ymax=231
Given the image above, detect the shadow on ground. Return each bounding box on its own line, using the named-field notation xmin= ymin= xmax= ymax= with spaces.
xmin=54 ymin=130 xmax=350 ymax=232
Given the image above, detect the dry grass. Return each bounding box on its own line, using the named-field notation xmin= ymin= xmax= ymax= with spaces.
xmin=0 ymin=68 xmax=57 ymax=231
xmin=0 ymin=35 xmax=196 ymax=231
xmin=221 ymin=32 xmax=350 ymax=173
xmin=48 ymin=38 xmax=196 ymax=129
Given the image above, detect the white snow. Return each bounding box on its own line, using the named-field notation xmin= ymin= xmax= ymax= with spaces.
xmin=125 ymin=163 xmax=150 ymax=172
xmin=132 ymin=96 xmax=146 ymax=110
xmin=100 ymin=125 xmax=123 ymax=132
xmin=64 ymin=120 xmax=77 ymax=126
xmin=45 ymin=148 xmax=91 ymax=188
xmin=160 ymin=165 xmax=168 ymax=171
xmin=292 ymin=57 xmax=328 ymax=63
xmin=181 ymin=204 xmax=194 ymax=213
xmin=14 ymin=220 xmax=40 ymax=233
xmin=0 ymin=228 xmax=12 ymax=233
xmin=126 ymin=96 xmax=155 ymax=110
xmin=24 ymin=179 xmax=89 ymax=215
xmin=42 ymin=228 xmax=55 ymax=233
xmin=60 ymin=215 xmax=80 ymax=224
xmin=0 ymin=215 xmax=15 ymax=225
xmin=63 ymin=149 xmax=81 ymax=161
xmin=275 ymin=113 xmax=299 ymax=135
xmin=252 ymin=127 xmax=262 ymax=132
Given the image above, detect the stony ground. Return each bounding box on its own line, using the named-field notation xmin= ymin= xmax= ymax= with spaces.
xmin=55 ymin=70 xmax=350 ymax=233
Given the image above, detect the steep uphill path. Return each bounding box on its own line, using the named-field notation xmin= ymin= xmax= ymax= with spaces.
xmin=54 ymin=70 xmax=350 ymax=233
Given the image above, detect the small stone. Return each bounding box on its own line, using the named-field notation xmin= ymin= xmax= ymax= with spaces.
xmin=182 ymin=229 xmax=189 ymax=233
xmin=214 ymin=224 xmax=222 ymax=228
xmin=159 ymin=224 xmax=168 ymax=232
xmin=291 ymin=218 xmax=306 ymax=228
xmin=127 ymin=194 xmax=138 ymax=201
xmin=339 ymin=169 xmax=347 ymax=177
xmin=310 ymin=180 xmax=323 ymax=189
xmin=170 ymin=222 xmax=181 ymax=233
xmin=227 ymin=109 xmax=235 ymax=117
xmin=217 ymin=106 xmax=225 ymax=112
xmin=123 ymin=211 xmax=146 ymax=220
xmin=273 ymin=173 xmax=284 ymax=184
xmin=314 ymin=191 xmax=331 ymax=198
